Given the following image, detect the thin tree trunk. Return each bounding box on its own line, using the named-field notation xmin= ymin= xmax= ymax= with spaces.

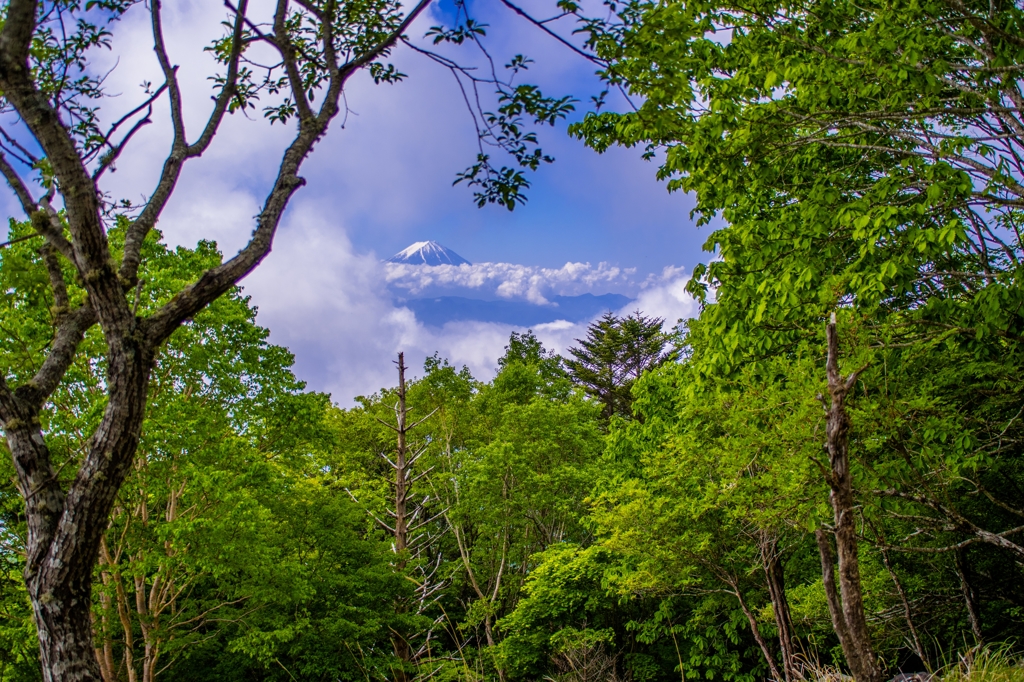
xmin=731 ymin=581 xmax=784 ymax=682
xmin=816 ymin=530 xmax=859 ymax=669
xmin=392 ymin=352 xmax=412 ymax=682
xmin=954 ymin=549 xmax=983 ymax=644
xmin=761 ymin=535 xmax=799 ymax=681
xmin=819 ymin=316 xmax=882 ymax=682
xmin=880 ymin=545 xmax=928 ymax=668
xmin=95 ymin=542 xmax=119 ymax=682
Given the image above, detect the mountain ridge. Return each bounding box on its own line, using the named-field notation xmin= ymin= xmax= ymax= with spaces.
xmin=400 ymin=293 xmax=633 ymax=327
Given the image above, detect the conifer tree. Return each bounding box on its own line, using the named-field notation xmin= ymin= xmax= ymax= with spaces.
xmin=565 ymin=312 xmax=676 ymax=421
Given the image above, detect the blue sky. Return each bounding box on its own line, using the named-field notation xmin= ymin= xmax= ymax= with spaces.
xmin=1 ymin=0 xmax=712 ymax=402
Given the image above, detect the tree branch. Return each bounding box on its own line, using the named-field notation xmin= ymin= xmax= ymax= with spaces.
xmin=15 ymin=305 xmax=96 ymax=409
xmin=0 ymin=151 xmax=38 ymax=216
xmin=145 ymin=0 xmax=433 ymax=343
xmin=497 ymin=0 xmax=604 ymax=66
xmin=120 ymin=0 xmax=250 ymax=285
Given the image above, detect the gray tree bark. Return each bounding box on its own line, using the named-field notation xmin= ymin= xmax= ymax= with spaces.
xmin=817 ymin=315 xmax=883 ymax=682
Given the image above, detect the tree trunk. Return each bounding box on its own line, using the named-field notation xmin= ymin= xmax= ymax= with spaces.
xmin=954 ymin=549 xmax=983 ymax=644
xmin=731 ymin=580 xmax=784 ymax=682
xmin=761 ymin=534 xmax=799 ymax=681
xmin=816 ymin=530 xmax=860 ymax=670
xmin=30 ymin=595 xmax=102 ymax=682
xmin=392 ymin=352 xmax=412 ymax=682
xmin=10 ymin=339 xmax=154 ymax=682
xmin=95 ymin=541 xmax=120 ymax=682
xmin=818 ymin=316 xmax=882 ymax=682
xmin=880 ymin=545 xmax=928 ymax=668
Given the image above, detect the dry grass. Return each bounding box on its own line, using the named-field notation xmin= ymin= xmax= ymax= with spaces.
xmin=789 ymin=646 xmax=1023 ymax=682
xmin=937 ymin=647 xmax=1024 ymax=682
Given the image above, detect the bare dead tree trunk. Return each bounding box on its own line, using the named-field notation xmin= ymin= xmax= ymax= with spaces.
xmin=760 ymin=534 xmax=799 ymax=681
xmin=375 ymin=352 xmax=444 ymax=682
xmin=954 ymin=549 xmax=984 ymax=644
xmin=817 ymin=315 xmax=882 ymax=682
xmin=392 ymin=352 xmax=412 ymax=682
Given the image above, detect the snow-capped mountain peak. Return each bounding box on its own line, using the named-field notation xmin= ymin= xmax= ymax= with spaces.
xmin=386 ymin=241 xmax=470 ymax=266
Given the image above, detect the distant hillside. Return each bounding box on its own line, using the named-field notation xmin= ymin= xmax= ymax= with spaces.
xmin=401 ymin=293 xmax=633 ymax=327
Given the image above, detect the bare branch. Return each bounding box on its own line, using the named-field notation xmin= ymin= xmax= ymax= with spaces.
xmin=497 ymin=0 xmax=604 ymax=65
xmin=335 ymin=0 xmax=433 ymax=85
xmin=15 ymin=304 xmax=96 ymax=409
xmin=0 ymin=151 xmax=38 ymax=216
xmin=145 ymin=0 xmax=433 ymax=343
xmin=93 ymin=107 xmax=156 ymax=181
xmin=121 ymin=0 xmax=251 ymax=285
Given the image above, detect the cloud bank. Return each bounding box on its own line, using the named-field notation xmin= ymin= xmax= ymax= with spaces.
xmin=385 ymin=261 xmax=637 ymax=304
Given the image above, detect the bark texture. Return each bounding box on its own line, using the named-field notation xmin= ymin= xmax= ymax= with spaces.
xmin=817 ymin=316 xmax=882 ymax=682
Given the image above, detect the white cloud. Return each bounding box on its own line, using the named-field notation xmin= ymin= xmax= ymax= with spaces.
xmin=385 ymin=260 xmax=636 ymax=304
xmin=0 ymin=0 xmax=708 ymax=405
xmin=626 ymin=266 xmax=700 ymax=325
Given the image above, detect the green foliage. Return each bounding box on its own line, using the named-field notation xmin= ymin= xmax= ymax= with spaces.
xmin=0 ymin=502 xmax=37 ymax=682
xmin=539 ymin=0 xmax=1024 ymax=675
xmin=8 ymin=2 xmax=1024 ymax=671
xmin=0 ymin=229 xmax=401 ymax=681
xmin=570 ymin=0 xmax=1024 ymax=370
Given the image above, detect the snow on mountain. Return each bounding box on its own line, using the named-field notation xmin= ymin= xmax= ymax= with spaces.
xmin=386 ymin=241 xmax=470 ymax=266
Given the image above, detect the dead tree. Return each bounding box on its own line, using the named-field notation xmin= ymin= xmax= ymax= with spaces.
xmin=373 ymin=352 xmax=446 ymax=681
xmin=815 ymin=314 xmax=883 ymax=682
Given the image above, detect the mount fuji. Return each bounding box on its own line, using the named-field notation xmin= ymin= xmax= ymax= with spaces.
xmin=386 ymin=241 xmax=470 ymax=266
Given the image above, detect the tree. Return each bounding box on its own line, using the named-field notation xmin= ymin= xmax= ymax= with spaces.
xmin=562 ymin=1 xmax=1024 ymax=677
xmin=495 ymin=330 xmax=571 ymax=401
xmin=816 ymin=316 xmax=881 ymax=682
xmin=565 ymin=312 xmax=676 ymax=421
xmin=370 ymin=353 xmax=446 ymax=682
xmin=0 ymin=231 xmax=404 ymax=682
xmin=0 ymin=0 xmax=575 ymax=678
xmin=570 ymin=0 xmax=1024 ymax=369
xmin=0 ymin=0 xmax=431 ymax=676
